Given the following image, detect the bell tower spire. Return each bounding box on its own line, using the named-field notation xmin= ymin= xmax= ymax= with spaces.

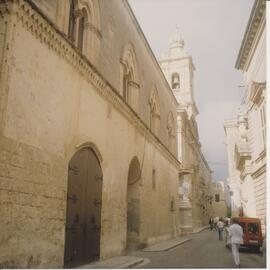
xmin=159 ymin=29 xmax=198 ymax=119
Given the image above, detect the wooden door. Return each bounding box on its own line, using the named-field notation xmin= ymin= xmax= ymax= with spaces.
xmin=64 ymin=148 xmax=102 ymax=267
xmin=126 ymin=157 xmax=141 ymax=250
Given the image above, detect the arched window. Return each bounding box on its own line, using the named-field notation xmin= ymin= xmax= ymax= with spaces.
xmin=171 ymin=72 xmax=180 ymax=89
xmin=68 ymin=0 xmax=77 ymax=43
xmin=167 ymin=112 xmax=176 ymax=153
xmin=67 ymin=0 xmax=101 ymax=62
xmin=77 ymin=9 xmax=87 ymax=52
xmin=123 ymin=68 xmax=133 ymax=102
xmin=149 ymin=88 xmax=161 ymax=136
xmin=120 ymin=43 xmax=140 ymax=112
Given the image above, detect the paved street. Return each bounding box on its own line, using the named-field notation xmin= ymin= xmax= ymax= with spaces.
xmin=129 ymin=229 xmax=266 ymax=268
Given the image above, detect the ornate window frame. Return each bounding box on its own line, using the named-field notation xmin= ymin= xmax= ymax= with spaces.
xmin=66 ymin=0 xmax=101 ymax=63
xmin=149 ymin=87 xmax=161 ymax=136
xmin=120 ymin=42 xmax=140 ymax=112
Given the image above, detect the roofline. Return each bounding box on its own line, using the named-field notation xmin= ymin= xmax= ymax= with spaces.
xmin=123 ymin=0 xmax=179 ymax=106
xmin=235 ymin=0 xmax=266 ymax=70
xmin=199 ymin=149 xmax=212 ymax=173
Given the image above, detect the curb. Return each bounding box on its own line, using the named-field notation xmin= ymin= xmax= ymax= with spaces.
xmin=78 ymin=256 xmax=145 ymax=269
xmin=120 ymin=257 xmax=145 ymax=268
xmin=143 ymin=238 xmax=191 ymax=252
xmin=191 ymin=226 xmax=209 ymax=234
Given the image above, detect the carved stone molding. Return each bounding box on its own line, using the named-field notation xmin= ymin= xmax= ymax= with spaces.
xmin=74 ymin=9 xmax=83 ymax=19
xmin=128 ymin=80 xmax=140 ymax=89
xmin=235 ymin=0 xmax=266 ymax=70
xmin=85 ymin=21 xmax=102 ymax=40
xmin=251 ymin=162 xmax=266 ymax=179
xmin=0 ymin=0 xmax=181 ymax=169
xmin=248 ymin=81 xmax=266 ymax=104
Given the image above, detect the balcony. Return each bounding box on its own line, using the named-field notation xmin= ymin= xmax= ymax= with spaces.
xmin=235 ymin=140 xmax=251 ymax=170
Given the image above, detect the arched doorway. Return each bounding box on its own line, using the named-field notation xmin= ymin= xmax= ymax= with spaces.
xmin=64 ymin=147 xmax=103 ymax=267
xmin=126 ymin=157 xmax=141 ymax=250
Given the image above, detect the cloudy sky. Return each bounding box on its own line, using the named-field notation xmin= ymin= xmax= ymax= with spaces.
xmin=128 ymin=0 xmax=254 ymax=181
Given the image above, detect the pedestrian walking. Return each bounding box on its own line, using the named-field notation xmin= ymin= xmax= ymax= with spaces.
xmin=229 ymin=219 xmax=243 ymax=268
xmin=209 ymin=216 xmax=214 ymax=230
xmin=214 ymin=216 xmax=219 ymax=230
xmin=224 ymin=220 xmax=230 ymax=247
xmin=217 ymin=218 xmax=224 ymax=240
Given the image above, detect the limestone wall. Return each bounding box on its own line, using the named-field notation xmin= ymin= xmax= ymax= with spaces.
xmin=242 ymin=11 xmax=266 ymax=233
xmin=99 ymin=0 xmax=178 ymax=152
xmin=212 ymin=201 xmax=227 ymax=218
xmin=22 ymin=0 xmax=178 ymax=155
xmin=0 ymin=0 xmax=180 ymax=268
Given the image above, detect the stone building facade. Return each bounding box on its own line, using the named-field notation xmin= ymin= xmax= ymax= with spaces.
xmin=210 ymin=181 xmax=228 ymax=218
xmin=224 ymin=118 xmax=242 ymax=217
xmin=159 ymin=29 xmax=213 ymax=233
xmin=0 ymin=0 xmax=182 ymax=267
xmin=224 ymin=0 xmax=266 ymax=232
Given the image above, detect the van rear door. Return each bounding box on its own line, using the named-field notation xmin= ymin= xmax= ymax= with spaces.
xmin=238 ymin=221 xmax=247 ymax=245
xmin=246 ymin=222 xmax=261 ymax=246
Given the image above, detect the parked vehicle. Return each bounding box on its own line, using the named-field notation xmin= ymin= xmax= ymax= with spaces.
xmin=229 ymin=217 xmax=263 ymax=251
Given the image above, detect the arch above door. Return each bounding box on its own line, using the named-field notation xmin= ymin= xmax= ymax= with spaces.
xmin=64 ymin=147 xmax=103 ymax=267
xmin=126 ymin=156 xmax=141 ymax=250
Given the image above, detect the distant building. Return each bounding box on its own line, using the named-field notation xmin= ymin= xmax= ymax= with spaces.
xmin=159 ymin=29 xmax=213 ymax=233
xmin=210 ymin=181 xmax=228 ymax=218
xmin=224 ymin=0 xmax=266 ymax=233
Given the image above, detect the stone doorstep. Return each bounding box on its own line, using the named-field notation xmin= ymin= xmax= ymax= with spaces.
xmin=78 ymin=256 xmax=145 ymax=269
xmin=142 ymin=237 xmax=191 ymax=252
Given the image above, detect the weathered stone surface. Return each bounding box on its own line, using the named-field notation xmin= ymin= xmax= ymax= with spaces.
xmin=224 ymin=0 xmax=266 ymax=232
xmin=0 ymin=0 xmax=181 ymax=268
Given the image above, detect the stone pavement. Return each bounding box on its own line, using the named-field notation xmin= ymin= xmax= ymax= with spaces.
xmin=79 ymin=234 xmax=192 ymax=268
xmin=143 ymin=237 xmax=190 ymax=252
xmin=78 ymin=227 xmax=210 ymax=268
xmin=132 ymin=229 xmax=266 ymax=268
xmin=79 ymin=256 xmax=145 ymax=269
xmin=191 ymin=225 xmax=209 ymax=234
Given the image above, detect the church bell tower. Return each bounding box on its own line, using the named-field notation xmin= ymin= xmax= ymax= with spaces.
xmin=159 ymin=28 xmax=198 ymax=119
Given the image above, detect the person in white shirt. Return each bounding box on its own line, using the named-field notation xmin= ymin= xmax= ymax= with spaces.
xmin=224 ymin=219 xmax=230 ymax=247
xmin=217 ymin=218 xmax=225 ymax=240
xmin=214 ymin=216 xmax=219 ymax=230
xmin=229 ymin=219 xmax=244 ymax=268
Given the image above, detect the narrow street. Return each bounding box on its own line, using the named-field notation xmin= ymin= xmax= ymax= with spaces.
xmin=130 ymin=229 xmax=265 ymax=268
xmin=0 ymin=1 xmax=266 ymax=268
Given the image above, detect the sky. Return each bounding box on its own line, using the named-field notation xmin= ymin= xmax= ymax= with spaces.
xmin=128 ymin=0 xmax=255 ymax=181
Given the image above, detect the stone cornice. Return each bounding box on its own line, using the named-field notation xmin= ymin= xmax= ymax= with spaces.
xmin=0 ymin=0 xmax=181 ymax=170
xmin=251 ymin=162 xmax=266 ymax=178
xmin=235 ymin=0 xmax=266 ymax=70
xmin=179 ymin=168 xmax=194 ymax=176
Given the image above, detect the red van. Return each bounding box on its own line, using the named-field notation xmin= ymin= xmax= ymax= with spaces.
xmin=230 ymin=217 xmax=263 ymax=251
